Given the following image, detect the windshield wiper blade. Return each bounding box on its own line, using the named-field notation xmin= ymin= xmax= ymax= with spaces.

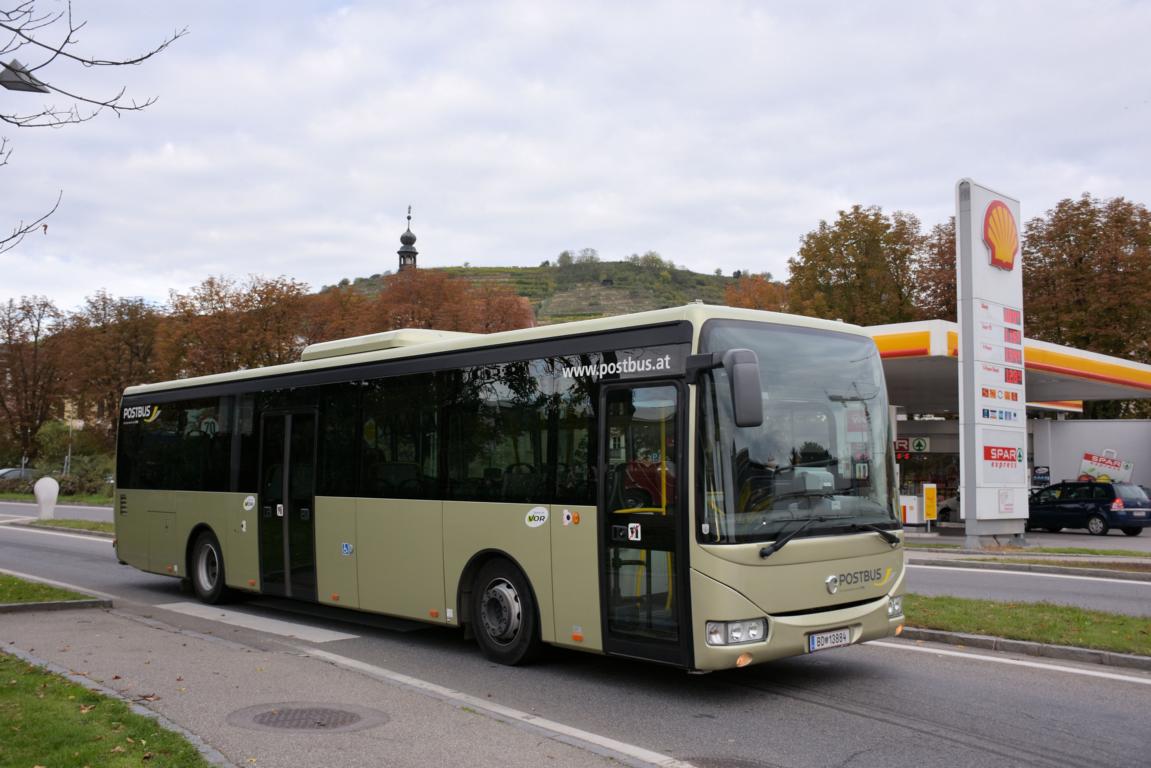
xmin=760 ymin=516 xmax=832 ymax=559
xmin=850 ymin=522 xmax=900 ymax=546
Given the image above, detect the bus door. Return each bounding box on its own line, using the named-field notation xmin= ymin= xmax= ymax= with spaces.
xmin=598 ymin=382 xmax=689 ymax=666
xmin=258 ymin=411 xmax=318 ymax=601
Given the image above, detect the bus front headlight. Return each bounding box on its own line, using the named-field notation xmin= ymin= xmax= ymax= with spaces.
xmin=705 ymin=618 xmax=767 ymax=646
xmin=887 ymin=596 xmax=903 ymax=618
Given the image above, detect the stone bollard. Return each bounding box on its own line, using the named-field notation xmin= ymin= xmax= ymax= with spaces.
xmin=34 ymin=476 xmax=59 ymax=520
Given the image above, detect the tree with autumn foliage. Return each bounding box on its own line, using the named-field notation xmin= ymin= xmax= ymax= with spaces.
xmin=465 ymin=282 xmax=536 ymax=333
xmin=160 ymin=275 xmax=310 ymax=378
xmin=724 ymin=272 xmax=788 ymax=311
xmin=0 ymin=295 xmax=62 ymax=461
xmin=787 ymin=205 xmax=922 ymax=325
xmin=369 ymin=269 xmax=474 ymax=331
xmin=1024 ymin=195 xmax=1151 ymax=358
xmin=366 ymin=269 xmax=534 ymax=334
xmin=299 ymin=284 xmax=370 ymax=345
xmin=59 ymin=291 xmax=161 ymax=448
xmin=1023 ymin=194 xmax=1151 ymax=417
xmin=911 ymin=218 xmax=957 ymax=322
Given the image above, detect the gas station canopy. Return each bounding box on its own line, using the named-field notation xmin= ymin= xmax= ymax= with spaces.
xmin=867 ymin=320 xmax=1151 ymax=413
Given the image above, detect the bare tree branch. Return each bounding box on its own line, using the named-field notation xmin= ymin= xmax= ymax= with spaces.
xmin=1 ymin=2 xmax=182 ymax=251
xmin=1 ymin=2 xmax=185 ymax=128
xmin=0 ymin=188 xmax=60 ymax=254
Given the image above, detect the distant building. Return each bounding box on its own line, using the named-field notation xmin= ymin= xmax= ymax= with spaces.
xmin=398 ymin=207 xmax=418 ymax=271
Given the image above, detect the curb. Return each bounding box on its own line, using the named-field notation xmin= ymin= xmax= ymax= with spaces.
xmin=907 ymin=557 xmax=1151 ymax=582
xmin=0 ymin=645 xmax=238 ymax=768
xmin=0 ymin=598 xmax=114 ymax=613
xmin=900 ymin=627 xmax=1151 ymax=673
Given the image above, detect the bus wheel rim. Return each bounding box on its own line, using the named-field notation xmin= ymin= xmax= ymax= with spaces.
xmin=480 ymin=579 xmax=521 ymax=645
xmin=198 ymin=544 xmax=218 ymax=590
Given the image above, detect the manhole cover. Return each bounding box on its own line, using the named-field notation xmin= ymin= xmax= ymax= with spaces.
xmin=227 ymin=702 xmax=389 ymax=733
xmin=253 ymin=707 xmax=362 ymax=730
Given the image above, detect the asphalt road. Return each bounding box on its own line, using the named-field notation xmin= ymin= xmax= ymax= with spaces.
xmin=2 ymin=523 xmax=1150 ymax=768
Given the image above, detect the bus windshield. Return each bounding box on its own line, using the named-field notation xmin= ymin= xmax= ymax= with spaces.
xmin=699 ymin=321 xmax=898 ymax=544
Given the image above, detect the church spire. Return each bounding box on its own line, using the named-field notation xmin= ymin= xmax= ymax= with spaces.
xmin=397 ymin=206 xmax=418 ymax=271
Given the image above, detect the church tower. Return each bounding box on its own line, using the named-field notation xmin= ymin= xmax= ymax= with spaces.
xmin=397 ymin=206 xmax=418 ymax=271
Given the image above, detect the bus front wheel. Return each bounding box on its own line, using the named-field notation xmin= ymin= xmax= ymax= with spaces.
xmin=191 ymin=530 xmax=230 ymax=605
xmin=472 ymin=559 xmax=541 ymax=665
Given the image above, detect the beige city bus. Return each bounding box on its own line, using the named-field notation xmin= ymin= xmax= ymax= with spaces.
xmin=114 ymin=304 xmax=905 ymax=671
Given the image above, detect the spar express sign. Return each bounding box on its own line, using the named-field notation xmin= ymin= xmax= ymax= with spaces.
xmin=978 ymin=430 xmax=1027 ymax=485
xmin=983 ymin=445 xmax=1022 ymax=466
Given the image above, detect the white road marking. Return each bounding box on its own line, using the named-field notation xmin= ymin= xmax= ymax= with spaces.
xmin=156 ymin=602 xmax=359 ymax=643
xmin=306 ymin=647 xmax=697 ymax=768
xmin=907 ymin=563 xmax=1151 ymax=587
xmin=0 ymin=523 xmax=111 ymax=542
xmin=0 ymin=567 xmax=117 ymax=600
xmin=869 ymin=640 xmax=1151 ymax=686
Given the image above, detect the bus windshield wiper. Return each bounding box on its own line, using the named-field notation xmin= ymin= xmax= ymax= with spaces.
xmin=760 ymin=516 xmax=833 ymax=559
xmin=849 ymin=522 xmax=900 ymax=546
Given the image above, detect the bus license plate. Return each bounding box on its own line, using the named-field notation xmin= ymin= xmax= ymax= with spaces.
xmin=808 ymin=628 xmax=852 ymax=653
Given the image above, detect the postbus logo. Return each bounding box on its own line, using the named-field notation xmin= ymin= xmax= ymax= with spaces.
xmin=122 ymin=404 xmax=161 ymax=424
xmin=983 ymin=200 xmax=1018 ymax=272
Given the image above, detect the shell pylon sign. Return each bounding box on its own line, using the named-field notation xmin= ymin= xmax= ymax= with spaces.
xmin=956 ymin=179 xmax=1027 ymax=547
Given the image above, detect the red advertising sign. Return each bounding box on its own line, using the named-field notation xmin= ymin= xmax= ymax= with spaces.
xmin=1083 ymin=452 xmax=1122 ymax=470
xmin=983 ymin=446 xmax=1021 ymax=463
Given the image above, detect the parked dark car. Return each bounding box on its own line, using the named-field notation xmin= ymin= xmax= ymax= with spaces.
xmin=1027 ymin=481 xmax=1150 ymax=536
xmin=0 ymin=467 xmax=42 ymax=482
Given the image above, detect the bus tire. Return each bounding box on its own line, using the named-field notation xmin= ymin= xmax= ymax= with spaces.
xmin=471 ymin=559 xmax=541 ymax=665
xmin=191 ymin=530 xmax=230 ymax=605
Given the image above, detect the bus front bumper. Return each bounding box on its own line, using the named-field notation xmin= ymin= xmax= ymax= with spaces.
xmin=690 ymin=569 xmax=905 ymax=672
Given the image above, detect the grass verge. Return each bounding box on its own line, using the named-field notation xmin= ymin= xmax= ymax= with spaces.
xmin=969 ymin=558 xmax=1151 ymax=574
xmin=0 ymin=573 xmax=88 ymax=604
xmin=0 ymin=492 xmax=113 ymax=505
xmin=906 ymin=543 xmax=1151 ymax=558
xmin=0 ymin=652 xmax=211 ymax=767
xmin=904 ymin=594 xmax=1151 ymax=656
xmin=1028 ymin=546 xmax=1151 ymax=559
xmin=28 ymin=518 xmax=114 ymax=535
xmin=905 ymin=542 xmax=962 ymax=550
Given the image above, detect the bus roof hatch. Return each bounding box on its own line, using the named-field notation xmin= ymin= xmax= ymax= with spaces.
xmin=300 ymin=328 xmax=480 ymax=361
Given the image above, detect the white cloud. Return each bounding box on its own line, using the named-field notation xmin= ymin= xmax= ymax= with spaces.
xmin=2 ymin=0 xmax=1151 ymax=310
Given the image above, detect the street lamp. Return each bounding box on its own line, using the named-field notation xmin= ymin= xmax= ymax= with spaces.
xmin=0 ymin=59 xmax=49 ymax=93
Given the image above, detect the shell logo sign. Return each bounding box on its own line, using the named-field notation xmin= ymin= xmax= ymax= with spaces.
xmin=983 ymin=200 xmax=1019 ymax=271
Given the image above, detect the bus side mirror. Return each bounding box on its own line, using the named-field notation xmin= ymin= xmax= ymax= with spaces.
xmin=723 ymin=348 xmax=763 ymax=428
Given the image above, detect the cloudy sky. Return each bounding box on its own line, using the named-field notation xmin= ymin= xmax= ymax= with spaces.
xmin=3 ymin=0 xmax=1149 ymax=310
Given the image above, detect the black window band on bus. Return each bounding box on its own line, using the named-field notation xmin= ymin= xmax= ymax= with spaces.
xmin=120 ymin=321 xmax=693 ymax=407
xmin=117 ymin=321 xmax=693 ymax=506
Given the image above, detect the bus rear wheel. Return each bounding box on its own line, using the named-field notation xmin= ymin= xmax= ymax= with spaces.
xmin=191 ymin=530 xmax=230 ymax=605
xmin=472 ymin=559 xmax=541 ymax=665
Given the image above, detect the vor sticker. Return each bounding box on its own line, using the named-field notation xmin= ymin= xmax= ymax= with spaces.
xmin=525 ymin=506 xmax=549 ymax=528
